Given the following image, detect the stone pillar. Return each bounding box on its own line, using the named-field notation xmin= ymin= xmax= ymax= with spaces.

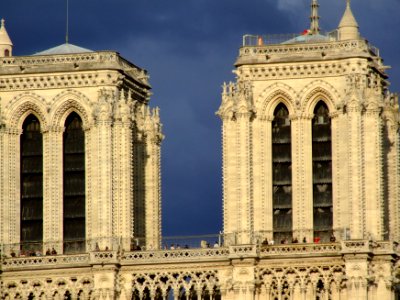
xmin=230 ymin=260 xmax=256 ymax=300
xmin=92 ymin=266 xmax=118 ymax=300
xmin=363 ymin=105 xmax=384 ymax=239
xmin=382 ymin=101 xmax=400 ymax=241
xmin=112 ymin=94 xmax=134 ymax=251
xmin=331 ymin=111 xmax=348 ymax=239
xmin=1 ymin=128 xmax=21 ymax=249
xmin=235 ymin=109 xmax=254 ymax=244
xmin=143 ymin=107 xmax=162 ymax=250
xmin=291 ymin=114 xmax=313 ymax=241
xmin=220 ymin=114 xmax=239 ymax=244
xmin=84 ymin=124 xmax=93 ymax=247
xmin=344 ymin=254 xmax=369 ymax=300
xmin=347 ymin=101 xmax=365 ymax=239
xmin=91 ymin=90 xmax=114 ymax=249
xmin=119 ymin=272 xmax=133 ymax=300
xmin=218 ymin=81 xmax=254 ymax=245
xmin=42 ymin=126 xmax=63 ymax=253
xmin=390 ymin=120 xmax=400 ymax=241
xmin=371 ymin=256 xmax=395 ymax=300
xmin=253 ymin=116 xmax=273 ymax=241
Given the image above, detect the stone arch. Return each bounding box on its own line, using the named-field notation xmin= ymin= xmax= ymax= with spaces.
xmin=50 ymin=89 xmax=92 ymax=129
xmin=258 ymin=85 xmax=297 ymax=119
xmin=4 ymin=92 xmax=48 ymax=130
xmin=282 ymin=266 xmax=301 ymax=278
xmin=300 ymin=80 xmax=340 ymax=115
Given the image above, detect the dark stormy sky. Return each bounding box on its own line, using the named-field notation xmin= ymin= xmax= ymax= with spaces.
xmin=1 ymin=0 xmax=399 ymax=237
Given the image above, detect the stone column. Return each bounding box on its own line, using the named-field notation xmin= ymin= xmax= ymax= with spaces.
xmin=253 ymin=116 xmax=273 ymax=241
xmin=220 ymin=114 xmax=239 ymax=245
xmin=344 ymin=253 xmax=369 ymax=300
xmin=347 ymin=102 xmax=365 ymax=239
xmin=42 ymin=126 xmax=63 ymax=253
xmin=231 ymin=260 xmax=256 ymax=300
xmin=1 ymin=128 xmax=21 ymax=249
xmin=382 ymin=102 xmax=400 ymax=241
xmin=92 ymin=266 xmax=118 ymax=300
xmin=112 ymin=95 xmax=133 ymax=251
xmin=143 ymin=108 xmax=162 ymax=250
xmin=236 ymin=109 xmax=254 ymax=244
xmin=363 ymin=105 xmax=384 ymax=239
xmin=218 ymin=81 xmax=254 ymax=245
xmin=371 ymin=256 xmax=395 ymax=300
xmin=90 ymin=90 xmax=114 ymax=249
xmin=331 ymin=110 xmax=348 ymax=239
xmin=291 ymin=114 xmax=313 ymax=241
xmin=118 ymin=273 xmax=133 ymax=300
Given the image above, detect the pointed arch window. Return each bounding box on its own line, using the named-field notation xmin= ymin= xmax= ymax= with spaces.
xmin=272 ymin=103 xmax=292 ymax=242
xmin=312 ymin=101 xmax=333 ymax=242
xmin=63 ymin=112 xmax=85 ymax=253
xmin=20 ymin=114 xmax=43 ymax=252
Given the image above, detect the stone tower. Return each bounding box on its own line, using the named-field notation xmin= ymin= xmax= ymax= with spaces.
xmin=0 ymin=19 xmax=13 ymax=57
xmin=0 ymin=38 xmax=163 ymax=256
xmin=218 ymin=0 xmax=400 ymax=246
xmin=2 ymin=2 xmax=400 ymax=299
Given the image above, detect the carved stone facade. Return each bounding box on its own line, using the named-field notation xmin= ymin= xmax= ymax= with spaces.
xmin=1 ymin=1 xmax=400 ymax=299
xmin=0 ymin=48 xmax=163 ymax=252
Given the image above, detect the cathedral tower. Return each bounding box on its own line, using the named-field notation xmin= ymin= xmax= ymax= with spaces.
xmin=0 ymin=38 xmax=163 ymax=256
xmin=218 ymin=0 xmax=400 ymax=245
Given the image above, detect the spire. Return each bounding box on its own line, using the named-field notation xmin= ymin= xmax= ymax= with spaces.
xmin=0 ymin=19 xmax=13 ymax=57
xmin=310 ymin=0 xmax=320 ymax=35
xmin=338 ymin=0 xmax=360 ymax=40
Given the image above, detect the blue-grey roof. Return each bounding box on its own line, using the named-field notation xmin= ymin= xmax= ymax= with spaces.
xmin=282 ymin=33 xmax=331 ymax=44
xmin=34 ymin=43 xmax=93 ymax=55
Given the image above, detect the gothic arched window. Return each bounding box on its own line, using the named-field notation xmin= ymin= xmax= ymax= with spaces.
xmin=312 ymin=101 xmax=333 ymax=242
xmin=272 ymin=103 xmax=292 ymax=242
xmin=20 ymin=114 xmax=43 ymax=252
xmin=63 ymin=112 xmax=85 ymax=253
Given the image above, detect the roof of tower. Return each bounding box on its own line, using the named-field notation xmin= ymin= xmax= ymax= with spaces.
xmin=0 ymin=19 xmax=13 ymax=46
xmin=34 ymin=43 xmax=93 ymax=56
xmin=338 ymin=0 xmax=359 ymax=29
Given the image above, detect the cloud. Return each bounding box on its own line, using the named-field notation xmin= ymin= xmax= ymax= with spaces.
xmin=277 ymin=0 xmax=308 ymax=13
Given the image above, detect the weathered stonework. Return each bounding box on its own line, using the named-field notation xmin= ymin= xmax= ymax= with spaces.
xmin=1 ymin=1 xmax=400 ymax=299
xmin=0 ymin=49 xmax=163 ymax=251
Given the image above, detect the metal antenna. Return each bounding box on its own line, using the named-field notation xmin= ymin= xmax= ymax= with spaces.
xmin=66 ymin=0 xmax=69 ymax=44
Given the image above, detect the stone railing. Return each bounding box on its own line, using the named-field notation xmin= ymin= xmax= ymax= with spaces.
xmin=89 ymin=251 xmax=119 ymax=264
xmin=0 ymin=52 xmax=126 ymax=67
xmin=229 ymin=245 xmax=258 ymax=258
xmin=341 ymin=240 xmax=371 ymax=253
xmin=237 ymin=39 xmax=379 ymax=60
xmin=122 ymin=247 xmax=230 ymax=264
xmin=260 ymin=242 xmax=341 ymax=257
xmin=2 ymin=239 xmax=397 ymax=270
xmin=2 ymin=253 xmax=89 ymax=270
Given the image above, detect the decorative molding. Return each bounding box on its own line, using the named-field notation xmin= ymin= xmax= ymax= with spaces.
xmin=4 ymin=91 xmax=48 ymax=129
xmin=256 ymin=83 xmax=297 ymax=118
xmin=299 ymin=80 xmax=340 ymax=114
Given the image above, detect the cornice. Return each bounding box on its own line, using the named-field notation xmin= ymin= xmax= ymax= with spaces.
xmin=0 ymin=71 xmax=149 ymax=98
xmin=236 ymin=39 xmax=380 ymax=68
xmin=0 ymin=51 xmax=150 ymax=87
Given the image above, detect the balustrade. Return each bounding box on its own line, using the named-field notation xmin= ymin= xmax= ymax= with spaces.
xmin=1 ymin=236 xmax=396 ymax=271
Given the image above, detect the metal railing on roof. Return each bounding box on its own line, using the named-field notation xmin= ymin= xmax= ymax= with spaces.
xmin=242 ymin=31 xmax=339 ymax=46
